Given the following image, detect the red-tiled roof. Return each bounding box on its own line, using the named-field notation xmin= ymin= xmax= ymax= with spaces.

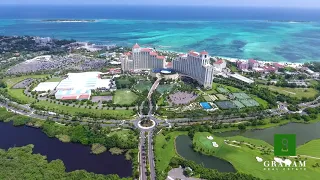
xmin=264 ymin=66 xmax=276 ymax=71
xmin=157 ymin=56 xmax=165 ymax=60
xmin=141 ymin=48 xmax=152 ymax=52
xmin=166 ymin=62 xmax=173 ymax=68
xmin=124 ymin=52 xmax=131 ymax=56
xmin=150 ymin=52 xmax=158 ymax=56
xmin=189 ymin=51 xmax=199 ymax=57
xmin=133 ymin=43 xmax=140 ymax=49
xmin=214 ymin=59 xmax=224 ymax=65
xmin=273 ymin=63 xmax=284 ymax=68
xmin=249 ymin=59 xmax=257 ymax=63
xmin=200 ymin=50 xmax=208 ymax=55
xmin=61 ymin=96 xmax=78 ymax=100
xmin=78 ymin=95 xmax=90 ymax=99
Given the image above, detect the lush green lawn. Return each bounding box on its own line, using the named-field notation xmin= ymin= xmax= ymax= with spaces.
xmin=154 ymin=131 xmax=187 ymax=176
xmin=260 ymin=85 xmax=318 ymax=99
xmin=116 ymin=78 xmax=132 ymax=86
xmin=157 ymin=84 xmax=174 ymax=93
xmin=45 ymin=77 xmax=63 ymax=82
xmin=4 ymin=75 xmax=49 ymax=88
xmin=308 ymin=80 xmax=319 ymax=87
xmin=251 ymin=95 xmax=269 ymax=109
xmin=134 ymin=81 xmax=152 ymax=92
xmin=230 ymin=65 xmax=239 ymax=72
xmin=113 ymin=89 xmax=138 ymax=105
xmin=204 ymin=89 xmax=218 ymax=95
xmin=297 ymin=139 xmax=320 ymax=157
xmin=193 ymin=132 xmax=320 ymax=180
xmin=212 ymin=83 xmax=241 ymax=93
xmin=157 ymin=95 xmax=168 ymax=106
xmin=7 ymin=89 xmax=36 ymax=104
xmin=34 ymin=101 xmax=135 ymax=119
xmin=108 ymin=129 xmax=135 ymax=141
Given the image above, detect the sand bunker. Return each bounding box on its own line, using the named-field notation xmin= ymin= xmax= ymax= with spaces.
xmin=212 ymin=142 xmax=219 ymax=147
xmin=256 ymin=157 xmax=263 ymax=162
xmin=274 ymin=157 xmax=292 ymax=166
xmin=207 ymin=136 xmax=214 ymax=140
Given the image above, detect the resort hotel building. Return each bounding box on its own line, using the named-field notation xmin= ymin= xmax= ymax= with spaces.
xmin=172 ymin=51 xmax=215 ymax=89
xmin=121 ymin=43 xmax=166 ymax=72
xmin=121 ymin=44 xmax=216 ymax=89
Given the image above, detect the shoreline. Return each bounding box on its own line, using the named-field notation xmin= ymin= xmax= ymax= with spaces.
xmin=151 ymin=48 xmax=306 ymax=67
xmin=215 ymin=56 xmax=304 ymax=68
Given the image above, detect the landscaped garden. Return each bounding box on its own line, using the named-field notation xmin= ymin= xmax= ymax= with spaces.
xmin=157 ymin=84 xmax=175 ymax=93
xmin=113 ymin=89 xmax=138 ymax=105
xmin=208 ymin=84 xmax=263 ymax=109
xmin=2 ymin=75 xmax=50 ymax=104
xmin=134 ymin=80 xmax=152 ymax=92
xmin=259 ymin=85 xmax=318 ymax=99
xmin=33 ymin=100 xmax=135 ymax=119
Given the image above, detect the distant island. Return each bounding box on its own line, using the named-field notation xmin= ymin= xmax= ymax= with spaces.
xmin=266 ymin=20 xmax=312 ymax=23
xmin=42 ymin=19 xmax=96 ymax=22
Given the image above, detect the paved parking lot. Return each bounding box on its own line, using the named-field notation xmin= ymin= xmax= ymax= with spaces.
xmin=12 ymin=78 xmax=34 ymax=89
xmin=169 ymin=91 xmax=198 ymax=105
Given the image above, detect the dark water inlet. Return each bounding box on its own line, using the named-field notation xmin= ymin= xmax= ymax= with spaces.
xmin=217 ymin=122 xmax=320 ymax=146
xmin=175 ymin=135 xmax=236 ymax=172
xmin=0 ymin=122 xmax=132 ymax=177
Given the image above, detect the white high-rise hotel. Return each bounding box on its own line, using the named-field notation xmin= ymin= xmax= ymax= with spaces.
xmin=121 ymin=43 xmax=165 ymax=71
xmin=172 ymin=50 xmax=215 ymax=89
xmin=121 ymin=43 xmax=215 ymax=89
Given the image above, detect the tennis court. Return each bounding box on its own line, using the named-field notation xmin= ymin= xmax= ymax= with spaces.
xmin=232 ymin=100 xmax=245 ymax=108
xmin=217 ymin=87 xmax=229 ymax=93
xmin=203 ymin=95 xmax=213 ymax=102
xmin=233 ymin=92 xmax=251 ymax=99
xmin=240 ymin=99 xmax=260 ymax=107
xmin=216 ymin=94 xmax=228 ymax=100
xmin=215 ymin=101 xmax=237 ymax=109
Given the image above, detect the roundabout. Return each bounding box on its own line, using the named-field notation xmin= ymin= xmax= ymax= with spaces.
xmin=137 ymin=117 xmax=156 ymax=130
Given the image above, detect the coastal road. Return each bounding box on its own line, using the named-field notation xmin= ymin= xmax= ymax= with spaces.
xmin=147 ymin=131 xmax=156 ymax=180
xmin=139 ymin=131 xmax=147 ymax=180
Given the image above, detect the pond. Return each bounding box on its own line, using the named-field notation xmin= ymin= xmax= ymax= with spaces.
xmin=216 ymin=122 xmax=320 ymax=146
xmin=175 ymin=135 xmax=236 ymax=172
xmin=0 ymin=122 xmax=132 ymax=177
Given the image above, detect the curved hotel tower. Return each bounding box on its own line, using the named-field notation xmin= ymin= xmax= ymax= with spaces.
xmin=172 ymin=50 xmax=215 ymax=89
xmin=121 ymin=44 xmax=215 ymax=89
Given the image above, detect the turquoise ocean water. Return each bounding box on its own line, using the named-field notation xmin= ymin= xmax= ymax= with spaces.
xmin=0 ymin=5 xmax=320 ymax=63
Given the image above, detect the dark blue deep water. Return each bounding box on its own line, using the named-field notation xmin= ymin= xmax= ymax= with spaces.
xmin=0 ymin=5 xmax=320 ymax=21
xmin=0 ymin=122 xmax=132 ymax=177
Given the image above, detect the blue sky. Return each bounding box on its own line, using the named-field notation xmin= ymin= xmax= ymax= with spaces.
xmin=1 ymin=0 xmax=320 ymax=8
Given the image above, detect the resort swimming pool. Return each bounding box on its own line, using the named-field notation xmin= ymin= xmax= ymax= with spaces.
xmin=200 ymin=102 xmax=212 ymax=109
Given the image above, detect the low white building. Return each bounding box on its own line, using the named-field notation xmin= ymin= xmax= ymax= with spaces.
xmin=229 ymin=73 xmax=254 ymax=84
xmin=54 ymin=72 xmax=113 ymax=100
xmin=56 ymin=72 xmax=112 ymax=90
xmin=33 ymin=82 xmax=60 ymax=92
xmin=213 ymin=59 xmax=226 ymax=72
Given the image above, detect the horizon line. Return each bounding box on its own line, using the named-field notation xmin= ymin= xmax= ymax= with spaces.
xmin=0 ymin=4 xmax=320 ymax=9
